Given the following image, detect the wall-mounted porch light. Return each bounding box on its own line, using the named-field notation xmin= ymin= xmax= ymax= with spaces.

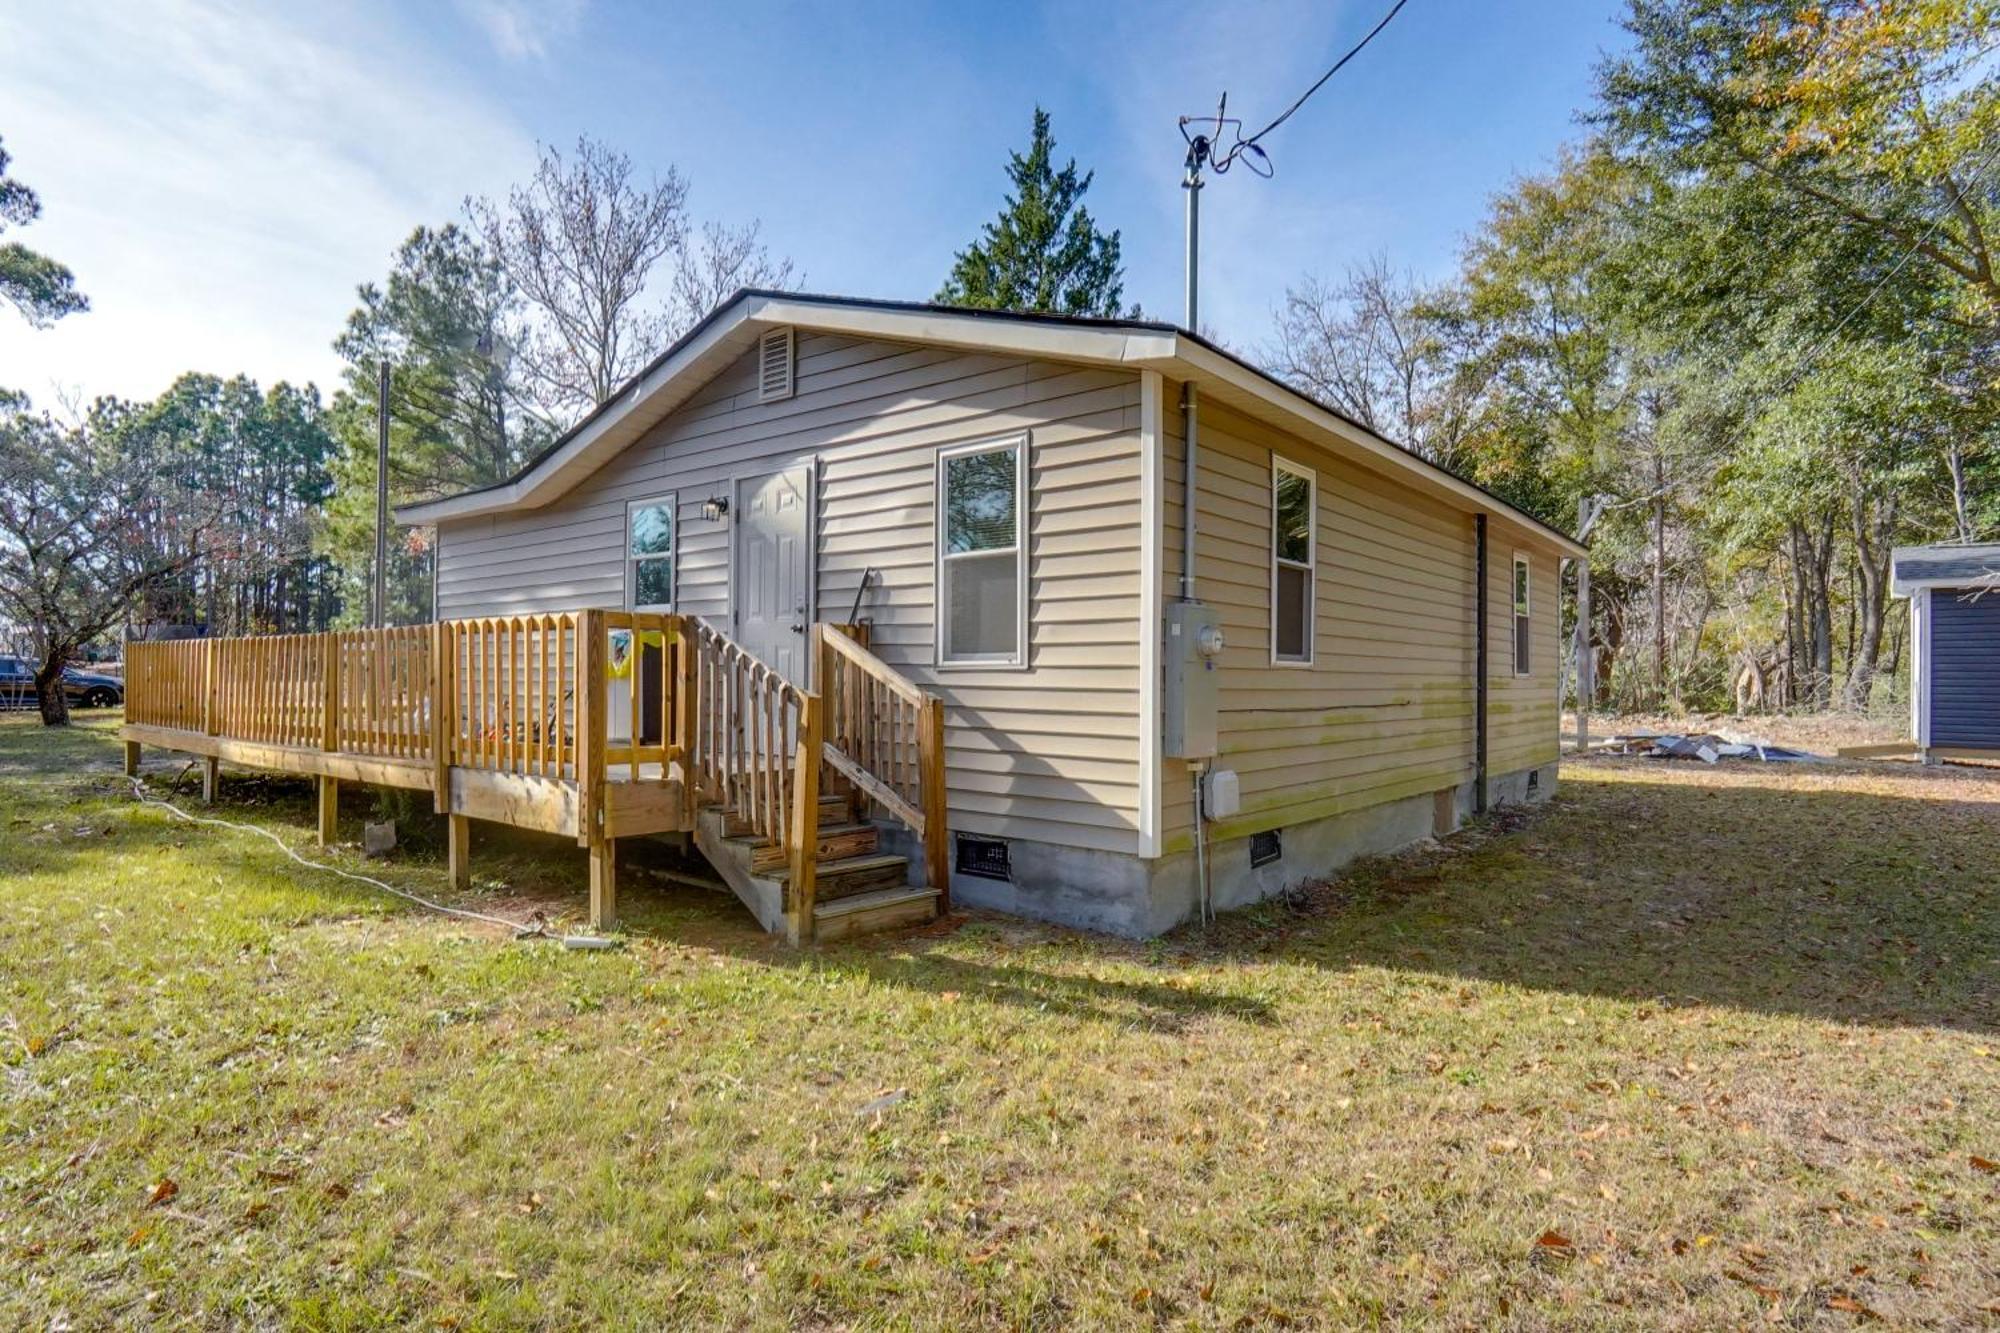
xmin=701 ymin=496 xmax=730 ymax=523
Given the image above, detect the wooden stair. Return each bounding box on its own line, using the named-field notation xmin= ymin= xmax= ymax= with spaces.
xmin=694 ymin=790 xmax=940 ymax=942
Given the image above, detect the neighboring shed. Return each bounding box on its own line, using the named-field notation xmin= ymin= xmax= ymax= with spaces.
xmin=397 ymin=291 xmax=1584 ymax=937
xmin=1892 ymin=542 xmax=2000 ymax=761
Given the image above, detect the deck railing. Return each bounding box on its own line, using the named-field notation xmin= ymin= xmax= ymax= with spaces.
xmin=688 ymin=618 xmax=821 ymax=935
xmin=125 ymin=608 xmax=946 ymax=942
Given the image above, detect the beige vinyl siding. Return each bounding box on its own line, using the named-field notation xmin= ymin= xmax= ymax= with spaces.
xmin=435 ymin=331 xmax=1147 ymax=855
xmin=1159 ymin=386 xmax=1560 ymax=849
xmin=1487 ymin=522 xmax=1561 ymax=776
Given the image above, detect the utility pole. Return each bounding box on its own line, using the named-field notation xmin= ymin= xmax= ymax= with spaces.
xmin=373 ymin=359 xmax=390 ymax=629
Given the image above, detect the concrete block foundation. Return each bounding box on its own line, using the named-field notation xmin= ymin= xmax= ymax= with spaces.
xmin=944 ymin=761 xmax=1560 ymax=938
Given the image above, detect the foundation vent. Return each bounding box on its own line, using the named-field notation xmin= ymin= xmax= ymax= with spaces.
xmin=1249 ymin=828 xmax=1282 ymax=868
xmin=956 ymin=834 xmax=1011 ymax=882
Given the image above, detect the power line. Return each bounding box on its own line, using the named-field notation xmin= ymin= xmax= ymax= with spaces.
xmin=1770 ymin=135 xmax=2000 ymax=397
xmin=1210 ymin=0 xmax=1412 ymax=174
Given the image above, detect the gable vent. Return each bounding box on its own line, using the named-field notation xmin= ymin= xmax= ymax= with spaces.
xmin=757 ymin=327 xmax=795 ymax=402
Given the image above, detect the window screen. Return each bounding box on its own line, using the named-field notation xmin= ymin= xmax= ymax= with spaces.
xmin=939 ymin=439 xmax=1024 ymax=664
xmin=628 ymin=498 xmax=674 ymax=609
xmin=1273 ymin=459 xmax=1315 ymax=664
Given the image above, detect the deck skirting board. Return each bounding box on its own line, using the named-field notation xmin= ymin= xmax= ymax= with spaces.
xmin=119 ymin=725 xmax=432 ymax=791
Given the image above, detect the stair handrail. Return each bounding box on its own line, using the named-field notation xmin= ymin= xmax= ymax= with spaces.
xmin=687 ymin=617 xmax=823 ymax=940
xmin=815 ymin=623 xmax=950 ymax=905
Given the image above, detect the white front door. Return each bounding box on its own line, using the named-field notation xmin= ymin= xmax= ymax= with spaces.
xmin=733 ymin=465 xmax=813 ymax=685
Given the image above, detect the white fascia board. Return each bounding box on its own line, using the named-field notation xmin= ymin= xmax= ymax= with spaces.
xmin=1891 ymin=574 xmax=2000 ymax=596
xmin=1159 ymin=339 xmax=1590 ymax=560
xmin=395 ymin=298 xmax=764 ymax=525
xmin=753 ymin=298 xmax=1178 ymax=365
xmin=397 ymin=297 xmax=1174 ymax=527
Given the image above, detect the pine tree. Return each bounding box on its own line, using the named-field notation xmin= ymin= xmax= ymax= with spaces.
xmin=936 ymin=108 xmax=1128 ymax=318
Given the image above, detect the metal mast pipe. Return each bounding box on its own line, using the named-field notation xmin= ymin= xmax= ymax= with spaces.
xmin=1180 ymin=140 xmax=1205 ymax=603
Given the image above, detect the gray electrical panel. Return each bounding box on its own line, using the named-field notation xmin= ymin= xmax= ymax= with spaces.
xmin=1163 ymin=600 xmax=1221 ymax=758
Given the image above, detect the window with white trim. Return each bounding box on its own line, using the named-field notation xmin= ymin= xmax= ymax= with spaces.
xmin=937 ymin=436 xmax=1026 ymax=665
xmin=1512 ymin=554 xmax=1532 ymax=676
xmin=626 ymin=495 xmax=676 ymax=609
xmin=1271 ymin=457 xmax=1315 ymax=664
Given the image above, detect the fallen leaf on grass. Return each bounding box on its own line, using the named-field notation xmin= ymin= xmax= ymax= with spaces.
xmin=1533 ymin=1229 xmax=1574 ymax=1255
xmin=145 ymin=1178 xmax=178 ymax=1208
xmin=1827 ymin=1295 xmax=1881 ymax=1320
xmin=1970 ymin=1155 xmax=1998 ymax=1174
xmin=1724 ymin=1268 xmax=1780 ymax=1300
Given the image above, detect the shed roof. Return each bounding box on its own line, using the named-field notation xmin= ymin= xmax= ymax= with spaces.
xmin=395 ymin=289 xmax=1586 ymax=557
xmin=1891 ymin=542 xmax=2000 ymax=595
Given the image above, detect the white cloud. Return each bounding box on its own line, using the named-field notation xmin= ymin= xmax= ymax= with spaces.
xmin=453 ymin=0 xmax=587 ymax=61
xmin=0 ymin=0 xmax=536 ymax=405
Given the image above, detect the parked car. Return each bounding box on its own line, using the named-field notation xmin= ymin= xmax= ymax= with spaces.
xmin=0 ymin=656 xmax=124 ymax=709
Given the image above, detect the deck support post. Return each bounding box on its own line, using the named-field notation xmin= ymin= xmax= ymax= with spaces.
xmin=588 ymin=834 xmax=616 ymax=928
xmin=123 ymin=740 xmax=141 ymax=778
xmin=580 ymin=610 xmax=616 ymax=930
xmin=200 ymin=755 xmax=220 ymax=804
xmin=447 ymin=813 xmax=470 ymax=892
xmin=918 ymin=695 xmax=949 ymax=907
xmin=786 ymin=677 xmax=824 ymax=946
xmin=317 ymin=776 xmax=338 ymax=847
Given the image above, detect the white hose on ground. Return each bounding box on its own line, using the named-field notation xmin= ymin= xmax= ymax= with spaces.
xmin=126 ymin=775 xmax=550 ymax=938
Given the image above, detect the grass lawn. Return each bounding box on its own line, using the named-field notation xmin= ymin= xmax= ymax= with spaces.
xmin=4 ymin=712 xmax=1998 ymax=1329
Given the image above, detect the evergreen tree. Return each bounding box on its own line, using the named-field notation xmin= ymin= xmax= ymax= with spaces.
xmin=936 ymin=108 xmax=1128 ymax=318
xmin=321 ymin=224 xmax=548 ymax=625
xmin=0 ymin=135 xmax=87 ymax=327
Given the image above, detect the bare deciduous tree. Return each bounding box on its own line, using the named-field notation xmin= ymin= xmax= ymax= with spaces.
xmin=1266 ymin=258 xmax=1485 ymax=468
xmin=671 ymin=219 xmax=795 ymax=331
xmin=469 ymin=135 xmax=798 ymax=425
xmin=468 ymin=136 xmax=689 ymax=420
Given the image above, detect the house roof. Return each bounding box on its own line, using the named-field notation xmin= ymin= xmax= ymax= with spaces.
xmin=1891 ymin=542 xmax=2000 ymax=594
xmin=395 ymin=289 xmax=1587 ymax=556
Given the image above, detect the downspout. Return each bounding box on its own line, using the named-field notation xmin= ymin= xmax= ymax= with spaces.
xmin=1474 ymin=514 xmax=1488 ymax=814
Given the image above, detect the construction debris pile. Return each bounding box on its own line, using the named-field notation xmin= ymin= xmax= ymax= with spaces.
xmin=1590 ymin=729 xmax=1822 ymax=764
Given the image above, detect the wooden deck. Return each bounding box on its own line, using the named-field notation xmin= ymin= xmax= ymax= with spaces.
xmin=121 ymin=612 xmax=949 ymax=942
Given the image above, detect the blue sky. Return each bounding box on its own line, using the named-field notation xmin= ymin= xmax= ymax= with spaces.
xmin=0 ymin=0 xmax=1628 ymax=407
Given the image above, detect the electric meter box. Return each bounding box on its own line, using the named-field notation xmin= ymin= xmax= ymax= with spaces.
xmin=1163 ymin=600 xmax=1221 ymax=758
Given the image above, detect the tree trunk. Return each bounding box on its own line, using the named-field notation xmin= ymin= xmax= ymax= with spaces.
xmin=1652 ymin=454 xmax=1667 ymax=710
xmin=1947 ymin=442 xmax=1975 ymax=544
xmin=1843 ymin=492 xmax=1895 ymax=711
xmin=1807 ymin=514 xmax=1835 ymax=709
xmin=34 ymin=654 xmax=71 ymax=727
